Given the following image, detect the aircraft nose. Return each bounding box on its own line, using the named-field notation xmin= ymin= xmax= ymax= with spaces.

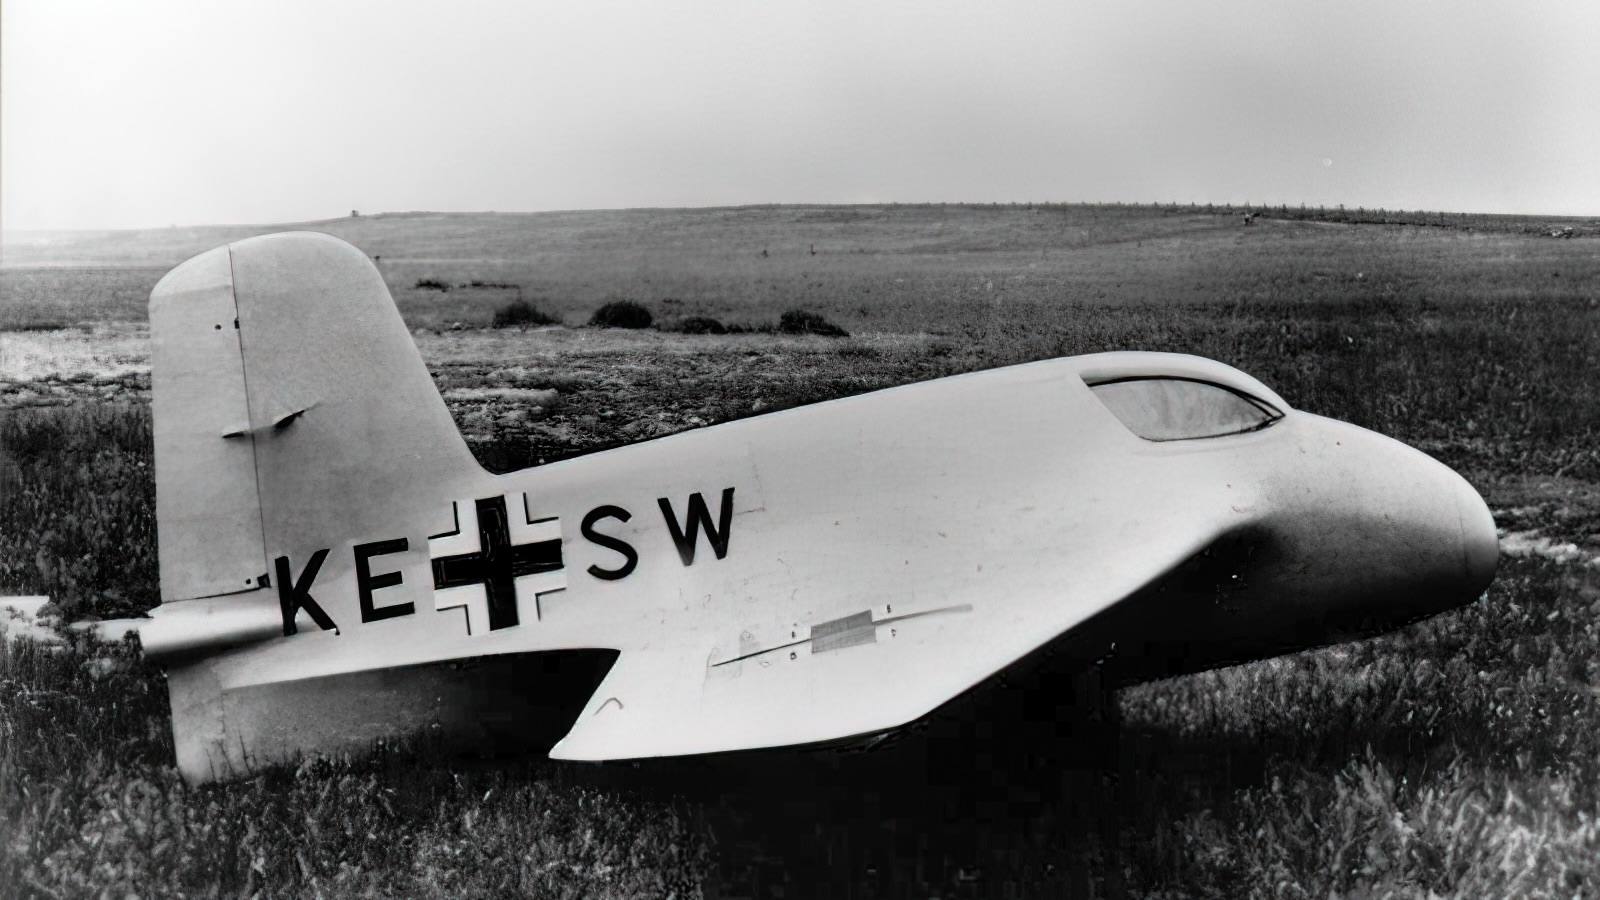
xmin=1454 ymin=472 xmax=1499 ymax=596
xmin=1270 ymin=417 xmax=1500 ymax=627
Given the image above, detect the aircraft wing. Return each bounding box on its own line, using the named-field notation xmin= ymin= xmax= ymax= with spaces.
xmin=551 ymin=505 xmax=1235 ymax=760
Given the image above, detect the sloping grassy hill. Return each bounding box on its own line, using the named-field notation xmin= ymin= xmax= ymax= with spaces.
xmin=6 ymin=204 xmax=1599 ymax=333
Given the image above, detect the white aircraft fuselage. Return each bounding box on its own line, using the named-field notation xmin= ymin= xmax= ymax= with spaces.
xmin=139 ymin=233 xmax=1497 ymax=783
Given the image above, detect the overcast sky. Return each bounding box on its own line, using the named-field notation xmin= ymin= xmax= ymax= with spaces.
xmin=5 ymin=1 xmax=1598 ymax=231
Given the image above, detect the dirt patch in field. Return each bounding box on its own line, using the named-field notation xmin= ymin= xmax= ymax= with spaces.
xmin=0 ymin=325 xmax=950 ymax=468
xmin=1483 ymin=472 xmax=1600 ymax=548
xmin=417 ymin=327 xmax=948 ymax=469
xmin=0 ymin=324 xmax=151 ymax=406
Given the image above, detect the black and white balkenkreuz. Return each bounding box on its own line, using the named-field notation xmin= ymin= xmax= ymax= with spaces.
xmin=429 ymin=492 xmax=565 ymax=635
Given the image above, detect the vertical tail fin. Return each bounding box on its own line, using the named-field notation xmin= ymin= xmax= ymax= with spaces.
xmin=150 ymin=231 xmax=482 ymax=605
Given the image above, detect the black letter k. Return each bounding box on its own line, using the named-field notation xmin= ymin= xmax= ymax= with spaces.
xmin=277 ymin=549 xmax=339 ymax=636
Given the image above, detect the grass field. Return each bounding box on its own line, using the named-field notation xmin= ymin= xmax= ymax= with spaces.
xmin=2 ymin=204 xmax=1599 ymax=896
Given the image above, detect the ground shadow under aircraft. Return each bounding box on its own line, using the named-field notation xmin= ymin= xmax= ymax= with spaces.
xmin=327 ymin=534 xmax=1456 ymax=896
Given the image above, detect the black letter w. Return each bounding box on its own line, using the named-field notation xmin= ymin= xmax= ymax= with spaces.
xmin=658 ymin=487 xmax=735 ymax=567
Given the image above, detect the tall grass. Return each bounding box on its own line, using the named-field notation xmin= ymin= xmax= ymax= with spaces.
xmin=0 ymin=635 xmax=710 ymax=897
xmin=1115 ymin=559 xmax=1600 ymax=896
xmin=0 ymin=405 xmax=157 ymax=619
xmin=3 ymin=208 xmax=1599 ymax=895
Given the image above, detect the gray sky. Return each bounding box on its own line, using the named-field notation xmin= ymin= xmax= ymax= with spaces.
xmin=5 ymin=0 xmax=1598 ymax=231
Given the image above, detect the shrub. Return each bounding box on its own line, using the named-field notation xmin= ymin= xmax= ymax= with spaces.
xmin=589 ymin=301 xmax=653 ymax=329
xmin=414 ymin=277 xmax=450 ymax=291
xmin=675 ymin=316 xmax=727 ymax=335
xmin=778 ymin=308 xmax=849 ymax=337
xmin=491 ymin=299 xmax=558 ymax=329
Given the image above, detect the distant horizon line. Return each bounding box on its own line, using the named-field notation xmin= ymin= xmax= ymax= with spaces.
xmin=5 ymin=200 xmax=1598 ymax=236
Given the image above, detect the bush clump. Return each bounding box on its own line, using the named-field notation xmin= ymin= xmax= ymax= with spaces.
xmin=414 ymin=276 xmax=450 ymax=291
xmin=778 ymin=308 xmax=849 ymax=337
xmin=491 ymin=299 xmax=558 ymax=329
xmin=675 ymin=316 xmax=727 ymax=335
xmin=589 ymin=301 xmax=653 ymax=329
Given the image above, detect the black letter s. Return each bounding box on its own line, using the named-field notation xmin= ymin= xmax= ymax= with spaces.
xmin=582 ymin=505 xmax=638 ymax=580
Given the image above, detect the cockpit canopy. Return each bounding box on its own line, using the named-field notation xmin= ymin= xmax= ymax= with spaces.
xmin=1088 ymin=377 xmax=1284 ymax=442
